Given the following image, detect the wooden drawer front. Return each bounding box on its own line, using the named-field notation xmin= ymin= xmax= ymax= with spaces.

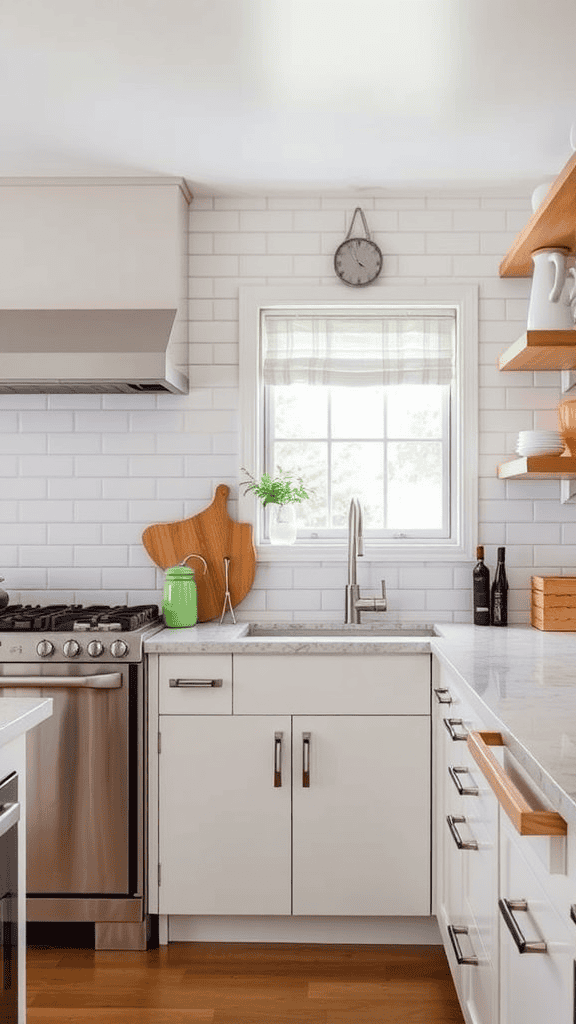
xmin=233 ymin=654 xmax=430 ymax=715
xmin=159 ymin=655 xmax=232 ymax=714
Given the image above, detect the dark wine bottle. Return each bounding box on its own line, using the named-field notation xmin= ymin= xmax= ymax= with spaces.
xmin=473 ymin=546 xmax=491 ymax=626
xmin=491 ymin=547 xmax=508 ymax=626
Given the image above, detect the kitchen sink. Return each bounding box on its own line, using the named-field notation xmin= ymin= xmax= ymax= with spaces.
xmin=246 ymin=623 xmax=438 ymax=638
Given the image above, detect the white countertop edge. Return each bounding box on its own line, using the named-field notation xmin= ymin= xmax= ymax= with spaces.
xmin=0 ymin=697 xmax=53 ymax=749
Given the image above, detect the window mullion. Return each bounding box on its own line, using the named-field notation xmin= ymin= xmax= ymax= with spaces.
xmin=327 ymin=388 xmax=333 ymax=530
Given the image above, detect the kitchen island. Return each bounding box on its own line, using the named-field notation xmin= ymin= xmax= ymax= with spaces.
xmin=0 ymin=697 xmax=52 ymax=1024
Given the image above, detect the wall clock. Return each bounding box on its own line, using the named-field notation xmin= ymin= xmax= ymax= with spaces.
xmin=334 ymin=207 xmax=383 ymax=287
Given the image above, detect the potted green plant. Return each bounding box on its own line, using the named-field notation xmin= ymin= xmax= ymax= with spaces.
xmin=240 ymin=467 xmax=310 ymax=544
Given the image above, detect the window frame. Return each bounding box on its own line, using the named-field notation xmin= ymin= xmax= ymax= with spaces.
xmin=239 ymin=285 xmax=478 ymax=562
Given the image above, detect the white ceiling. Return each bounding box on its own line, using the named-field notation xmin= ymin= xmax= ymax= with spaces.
xmin=2 ymin=0 xmax=576 ymax=193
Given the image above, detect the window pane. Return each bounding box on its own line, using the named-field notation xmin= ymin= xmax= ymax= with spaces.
xmin=272 ymin=385 xmax=327 ymax=439
xmin=331 ymin=442 xmax=384 ymax=528
xmin=386 ymin=441 xmax=443 ymax=529
xmin=273 ymin=441 xmax=328 ymax=528
xmin=386 ymin=385 xmax=443 ymax=439
xmin=331 ymin=387 xmax=384 ymax=439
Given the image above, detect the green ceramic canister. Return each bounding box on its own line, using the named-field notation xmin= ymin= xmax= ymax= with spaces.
xmin=162 ymin=565 xmax=198 ymax=628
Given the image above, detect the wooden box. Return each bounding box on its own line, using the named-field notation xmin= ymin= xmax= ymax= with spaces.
xmin=531 ymin=576 xmax=576 ymax=631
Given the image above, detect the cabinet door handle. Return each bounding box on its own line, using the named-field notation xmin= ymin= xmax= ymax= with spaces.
xmin=498 ymin=899 xmax=547 ymax=954
xmin=447 ymin=924 xmax=478 ymax=966
xmin=448 ymin=765 xmax=479 ymax=796
xmin=434 ymin=687 xmax=453 ymax=704
xmin=302 ymin=732 xmax=311 ymax=788
xmin=274 ymin=732 xmax=283 ymax=788
xmin=444 ymin=717 xmax=468 ymax=741
xmin=446 ymin=814 xmax=478 ymax=850
xmin=169 ymin=678 xmax=223 ymax=688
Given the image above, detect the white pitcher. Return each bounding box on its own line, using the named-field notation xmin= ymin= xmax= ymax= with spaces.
xmin=527 ymin=248 xmax=575 ymax=330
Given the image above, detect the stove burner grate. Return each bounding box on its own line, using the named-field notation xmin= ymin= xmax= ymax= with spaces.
xmin=0 ymin=604 xmax=160 ymax=632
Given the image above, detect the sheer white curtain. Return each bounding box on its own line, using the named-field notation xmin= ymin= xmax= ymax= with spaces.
xmin=262 ymin=310 xmax=455 ymax=387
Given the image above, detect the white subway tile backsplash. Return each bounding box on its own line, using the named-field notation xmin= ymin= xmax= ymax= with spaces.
xmin=508 ymin=522 xmax=561 ymax=544
xmin=21 ymin=546 xmax=74 ymax=567
xmin=0 ymin=187 xmax=569 ymax=621
xmin=48 ymin=524 xmax=102 ymax=545
xmin=426 ymin=232 xmax=479 ymax=254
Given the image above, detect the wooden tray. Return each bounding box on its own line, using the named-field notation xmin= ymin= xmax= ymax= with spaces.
xmin=142 ymin=484 xmax=256 ymax=623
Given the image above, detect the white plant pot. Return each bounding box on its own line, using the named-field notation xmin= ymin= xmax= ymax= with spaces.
xmin=268 ymin=504 xmax=297 ymax=545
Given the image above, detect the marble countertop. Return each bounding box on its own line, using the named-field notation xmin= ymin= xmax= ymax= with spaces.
xmin=0 ymin=697 xmax=53 ymax=748
xmin=144 ymin=621 xmax=437 ymax=654
xmin=146 ymin=620 xmax=576 ymax=826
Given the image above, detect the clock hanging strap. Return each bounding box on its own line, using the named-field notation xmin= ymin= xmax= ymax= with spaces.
xmin=344 ymin=207 xmax=371 ymax=241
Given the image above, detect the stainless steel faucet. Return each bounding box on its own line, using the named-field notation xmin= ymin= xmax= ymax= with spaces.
xmin=344 ymin=497 xmax=387 ymax=624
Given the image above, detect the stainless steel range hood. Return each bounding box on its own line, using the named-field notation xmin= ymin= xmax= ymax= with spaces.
xmin=0 ymin=309 xmax=188 ymax=394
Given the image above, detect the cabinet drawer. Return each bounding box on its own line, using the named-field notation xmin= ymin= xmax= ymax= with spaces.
xmin=233 ymin=654 xmax=430 ymax=715
xmin=159 ymin=655 xmax=232 ymax=714
xmin=500 ymin=814 xmax=574 ymax=1024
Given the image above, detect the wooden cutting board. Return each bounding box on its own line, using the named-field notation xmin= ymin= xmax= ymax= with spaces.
xmin=142 ymin=484 xmax=256 ymax=622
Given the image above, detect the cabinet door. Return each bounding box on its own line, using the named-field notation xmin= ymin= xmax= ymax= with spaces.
xmin=499 ymin=813 xmax=574 ymax=1024
xmin=158 ymin=715 xmax=291 ymax=915
xmin=292 ymin=715 xmax=430 ymax=916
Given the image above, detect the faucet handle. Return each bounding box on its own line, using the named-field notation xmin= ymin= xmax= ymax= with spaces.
xmin=381 ymin=579 xmax=386 ymax=601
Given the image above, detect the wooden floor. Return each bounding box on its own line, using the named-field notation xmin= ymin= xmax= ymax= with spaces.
xmin=27 ymin=941 xmax=465 ymax=1023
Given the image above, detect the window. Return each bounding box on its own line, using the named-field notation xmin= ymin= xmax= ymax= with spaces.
xmin=239 ymin=286 xmax=478 ymax=561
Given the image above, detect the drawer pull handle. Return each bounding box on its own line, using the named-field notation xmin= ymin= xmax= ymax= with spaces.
xmin=447 ymin=924 xmax=478 ymax=966
xmin=169 ymin=678 xmax=223 ymax=688
xmin=434 ymin=687 xmax=453 ymax=704
xmin=498 ymin=899 xmax=547 ymax=954
xmin=446 ymin=814 xmax=478 ymax=850
xmin=444 ymin=717 xmax=468 ymax=741
xmin=274 ymin=732 xmax=283 ymax=788
xmin=448 ymin=765 xmax=478 ymax=797
xmin=467 ymin=732 xmax=567 ymax=837
xmin=302 ymin=732 xmax=311 ymax=788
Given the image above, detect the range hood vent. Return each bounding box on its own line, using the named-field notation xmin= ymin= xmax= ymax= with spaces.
xmin=0 ymin=309 xmax=188 ymax=394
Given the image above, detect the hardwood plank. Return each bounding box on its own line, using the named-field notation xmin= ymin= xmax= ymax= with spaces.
xmin=27 ymin=1012 xmax=213 ymax=1023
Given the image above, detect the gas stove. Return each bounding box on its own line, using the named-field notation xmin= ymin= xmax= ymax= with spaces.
xmin=0 ymin=603 xmax=163 ymax=663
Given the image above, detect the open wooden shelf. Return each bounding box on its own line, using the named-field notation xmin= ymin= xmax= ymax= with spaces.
xmin=498 ymin=455 xmax=576 ymax=480
xmin=499 ymin=330 xmax=576 ymax=371
xmin=500 ymin=151 xmax=576 ymax=278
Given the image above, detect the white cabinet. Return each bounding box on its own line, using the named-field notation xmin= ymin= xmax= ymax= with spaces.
xmin=292 ymin=715 xmax=430 ymax=916
xmin=434 ymin=659 xmax=576 ymax=1024
xmin=499 ymin=813 xmax=574 ymax=1024
xmin=158 ymin=715 xmax=291 ymax=916
xmin=433 ymin=662 xmax=498 ymax=1024
xmin=156 ymin=652 xmax=431 ymax=921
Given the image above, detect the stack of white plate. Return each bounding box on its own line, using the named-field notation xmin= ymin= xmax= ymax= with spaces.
xmin=515 ymin=430 xmax=564 ymax=457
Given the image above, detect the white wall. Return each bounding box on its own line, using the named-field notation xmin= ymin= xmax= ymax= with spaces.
xmin=1 ymin=188 xmax=571 ymax=624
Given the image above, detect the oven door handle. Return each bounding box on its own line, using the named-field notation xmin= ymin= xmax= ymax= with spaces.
xmin=0 ymin=801 xmax=19 ymax=839
xmin=0 ymin=673 xmax=122 ymax=689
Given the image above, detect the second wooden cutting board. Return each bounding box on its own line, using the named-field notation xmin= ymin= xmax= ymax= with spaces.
xmin=142 ymin=484 xmax=256 ymax=622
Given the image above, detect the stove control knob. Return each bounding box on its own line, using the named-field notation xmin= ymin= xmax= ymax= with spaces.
xmin=110 ymin=639 xmax=128 ymax=658
xmin=63 ymin=639 xmax=81 ymax=658
xmin=87 ymin=641 xmax=104 ymax=658
xmin=36 ymin=640 xmax=54 ymax=658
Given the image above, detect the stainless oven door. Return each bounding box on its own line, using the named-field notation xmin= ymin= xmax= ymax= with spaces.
xmin=0 ymin=664 xmax=130 ymax=896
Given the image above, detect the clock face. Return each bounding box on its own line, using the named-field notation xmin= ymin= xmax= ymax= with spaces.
xmin=334 ymin=237 xmax=383 ymax=287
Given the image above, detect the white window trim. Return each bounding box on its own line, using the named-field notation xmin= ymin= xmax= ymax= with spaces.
xmin=239 ymin=285 xmax=478 ymax=563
